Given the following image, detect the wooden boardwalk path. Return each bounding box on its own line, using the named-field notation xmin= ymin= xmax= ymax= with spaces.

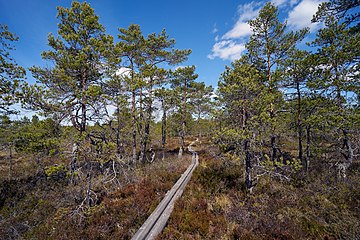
xmin=132 ymin=139 xmax=199 ymax=240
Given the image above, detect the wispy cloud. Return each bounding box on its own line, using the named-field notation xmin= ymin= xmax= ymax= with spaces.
xmin=208 ymin=0 xmax=323 ymax=61
xmin=223 ymin=2 xmax=260 ymax=40
xmin=272 ymin=0 xmax=299 ymax=7
xmin=287 ymin=0 xmax=324 ymax=32
xmin=208 ymin=1 xmax=260 ymax=61
xmin=212 ymin=23 xmax=218 ymax=34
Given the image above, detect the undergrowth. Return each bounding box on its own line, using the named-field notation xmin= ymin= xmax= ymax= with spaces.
xmin=0 ymin=151 xmax=191 ymax=239
xmin=159 ymin=144 xmax=360 ymax=240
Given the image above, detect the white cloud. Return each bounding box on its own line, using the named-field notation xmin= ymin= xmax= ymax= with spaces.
xmin=272 ymin=0 xmax=287 ymax=7
xmin=209 ymin=2 xmax=260 ymax=61
xmin=272 ymin=0 xmax=299 ymax=7
xmin=237 ymin=2 xmax=261 ymax=22
xmin=208 ymin=40 xmax=246 ymax=61
xmin=223 ymin=22 xmax=252 ymax=39
xmin=209 ymin=0 xmax=322 ymax=61
xmin=287 ymin=0 xmax=324 ymax=32
xmin=116 ymin=67 xmax=131 ymax=77
xmin=223 ymin=2 xmax=260 ymax=40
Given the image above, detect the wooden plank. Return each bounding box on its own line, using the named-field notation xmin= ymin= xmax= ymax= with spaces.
xmin=132 ymin=139 xmax=199 ymax=240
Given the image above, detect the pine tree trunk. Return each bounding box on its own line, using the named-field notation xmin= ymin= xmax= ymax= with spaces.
xmin=115 ymin=106 xmax=122 ymax=156
xmin=70 ymin=73 xmax=87 ymax=184
xmin=85 ymin=160 xmax=93 ymax=207
xmin=271 ymin=136 xmax=276 ymax=162
xmin=80 ymin=102 xmax=86 ymax=135
xmin=296 ymin=82 xmax=303 ymax=165
xmin=242 ymin=107 xmax=246 ymax=129
xmin=342 ymin=129 xmax=353 ymax=164
xmin=70 ymin=141 xmax=79 ymax=184
xmin=132 ymin=88 xmax=137 ymax=163
xmin=179 ymin=85 xmax=187 ymax=157
xmin=305 ymin=125 xmax=311 ymax=173
xmin=140 ymin=82 xmax=154 ymax=163
xmin=116 ymin=124 xmax=121 ymax=155
xmin=245 ymin=140 xmax=252 ymax=193
xmin=179 ymin=121 xmax=185 ymax=157
xmin=138 ymin=88 xmax=144 ymax=137
xmin=197 ymin=111 xmax=201 ymax=138
xmin=139 ymin=117 xmax=150 ymax=163
xmin=267 ymin=49 xmax=278 ymax=163
xmin=161 ymin=100 xmax=167 ymax=160
xmin=8 ymin=144 xmax=12 ymax=180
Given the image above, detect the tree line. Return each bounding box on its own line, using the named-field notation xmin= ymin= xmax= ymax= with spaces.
xmin=0 ymin=1 xmax=215 ymax=206
xmin=0 ymin=0 xmax=359 ymax=195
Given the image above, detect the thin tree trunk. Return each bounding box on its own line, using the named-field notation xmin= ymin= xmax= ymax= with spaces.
xmin=179 ymin=121 xmax=185 ymax=157
xmin=245 ymin=140 xmax=252 ymax=193
xmin=137 ymin=87 xmax=145 ymax=162
xmin=70 ymin=69 xmax=88 ymax=183
xmin=271 ymin=136 xmax=276 ymax=162
xmin=115 ymin=105 xmax=122 ymax=156
xmin=70 ymin=141 xmax=79 ymax=184
xmin=342 ymin=129 xmax=353 ymax=164
xmin=305 ymin=125 xmax=311 ymax=173
xmin=139 ymin=116 xmax=151 ymax=162
xmin=8 ymin=144 xmax=12 ymax=180
xmin=138 ymin=87 xmax=144 ymax=136
xmin=140 ymin=80 xmax=154 ymax=163
xmin=116 ymin=124 xmax=121 ymax=155
xmin=132 ymin=88 xmax=137 ymax=163
xmin=80 ymin=102 xmax=86 ymax=135
xmin=296 ymin=82 xmax=303 ymax=165
xmin=242 ymin=107 xmax=247 ymax=130
xmin=179 ymin=84 xmax=187 ymax=157
xmin=267 ymin=49 xmax=271 ymax=85
xmin=197 ymin=111 xmax=201 ymax=139
xmin=85 ymin=160 xmax=93 ymax=207
xmin=161 ymin=99 xmax=167 ymax=160
xmin=267 ymin=49 xmax=277 ymax=163
xmin=335 ymin=66 xmax=342 ymax=108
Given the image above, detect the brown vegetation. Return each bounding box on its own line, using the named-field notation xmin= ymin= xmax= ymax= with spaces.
xmin=159 ymin=142 xmax=360 ymax=239
xmin=0 ymin=148 xmax=192 ymax=239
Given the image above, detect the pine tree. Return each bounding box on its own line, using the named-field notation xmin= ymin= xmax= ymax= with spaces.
xmin=246 ymin=2 xmax=308 ymax=161
xmin=155 ymin=87 xmax=176 ymax=160
xmin=310 ymin=0 xmax=360 ymax=177
xmin=217 ymin=56 xmax=266 ymax=192
xmin=313 ymin=0 xmax=360 ymax=29
xmin=27 ymin=1 xmax=117 ymax=183
xmin=280 ymin=50 xmax=312 ymax=171
xmin=0 ymin=24 xmax=25 ymax=114
xmin=190 ymin=82 xmax=214 ymax=138
xmin=116 ymin=24 xmax=145 ymax=163
xmin=117 ymin=25 xmax=190 ymax=162
xmin=170 ymin=66 xmax=198 ymax=157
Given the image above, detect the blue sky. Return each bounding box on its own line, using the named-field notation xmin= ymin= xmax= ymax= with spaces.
xmin=0 ymin=0 xmax=324 ymax=89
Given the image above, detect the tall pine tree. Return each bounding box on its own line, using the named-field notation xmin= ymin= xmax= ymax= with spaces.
xmin=27 ymin=1 xmax=117 ymax=182
xmin=246 ymin=2 xmax=308 ymax=161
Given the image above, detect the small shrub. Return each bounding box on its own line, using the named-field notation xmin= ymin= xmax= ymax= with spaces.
xmin=44 ymin=164 xmax=68 ymax=180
